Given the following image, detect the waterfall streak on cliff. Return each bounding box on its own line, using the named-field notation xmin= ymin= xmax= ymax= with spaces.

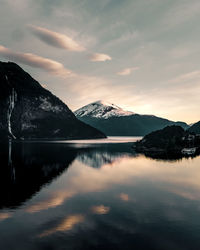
xmin=6 ymin=75 xmax=17 ymax=139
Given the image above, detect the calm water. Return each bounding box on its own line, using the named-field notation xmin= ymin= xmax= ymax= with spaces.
xmin=0 ymin=137 xmax=200 ymax=250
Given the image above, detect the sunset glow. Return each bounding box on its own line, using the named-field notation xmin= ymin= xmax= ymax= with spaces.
xmin=0 ymin=0 xmax=199 ymax=123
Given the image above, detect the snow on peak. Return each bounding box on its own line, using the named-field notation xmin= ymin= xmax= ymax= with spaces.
xmin=94 ymin=100 xmax=120 ymax=109
xmin=74 ymin=100 xmax=135 ymax=119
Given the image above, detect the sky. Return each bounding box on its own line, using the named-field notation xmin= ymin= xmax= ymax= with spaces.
xmin=0 ymin=0 xmax=200 ymax=123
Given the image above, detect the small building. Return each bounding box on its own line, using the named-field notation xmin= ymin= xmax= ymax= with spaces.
xmin=181 ymin=147 xmax=196 ymax=155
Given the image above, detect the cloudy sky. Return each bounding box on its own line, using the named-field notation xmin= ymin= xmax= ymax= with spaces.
xmin=0 ymin=0 xmax=200 ymax=123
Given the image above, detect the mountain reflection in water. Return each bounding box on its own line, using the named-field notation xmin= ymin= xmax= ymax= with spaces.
xmin=0 ymin=141 xmax=77 ymax=209
xmin=0 ymin=140 xmax=136 ymax=209
xmin=0 ymin=138 xmax=200 ymax=250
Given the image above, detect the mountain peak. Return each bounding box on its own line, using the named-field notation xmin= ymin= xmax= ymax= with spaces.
xmin=0 ymin=61 xmax=106 ymax=139
xmin=74 ymin=100 xmax=135 ymax=119
xmin=92 ymin=100 xmax=121 ymax=109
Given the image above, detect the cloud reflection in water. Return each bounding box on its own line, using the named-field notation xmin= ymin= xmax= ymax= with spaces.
xmin=38 ymin=214 xmax=85 ymax=237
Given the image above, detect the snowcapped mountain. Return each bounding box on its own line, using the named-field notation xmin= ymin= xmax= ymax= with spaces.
xmin=0 ymin=62 xmax=105 ymax=140
xmin=75 ymin=101 xmax=189 ymax=136
xmin=74 ymin=100 xmax=134 ymax=119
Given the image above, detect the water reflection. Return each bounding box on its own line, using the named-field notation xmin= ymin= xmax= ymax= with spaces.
xmin=0 ymin=139 xmax=200 ymax=249
xmin=0 ymin=141 xmax=77 ymax=209
xmin=0 ymin=141 xmax=136 ymax=210
xmin=0 ymin=212 xmax=12 ymax=221
xmin=25 ymin=191 xmax=75 ymax=213
xmin=77 ymin=143 xmax=135 ymax=168
xmin=38 ymin=214 xmax=85 ymax=238
xmin=91 ymin=205 xmax=110 ymax=215
xmin=119 ymin=193 xmax=130 ymax=201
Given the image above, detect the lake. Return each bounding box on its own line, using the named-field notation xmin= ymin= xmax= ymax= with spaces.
xmin=0 ymin=137 xmax=200 ymax=250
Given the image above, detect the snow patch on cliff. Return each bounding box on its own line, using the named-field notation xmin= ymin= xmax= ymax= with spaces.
xmin=39 ymin=97 xmax=63 ymax=113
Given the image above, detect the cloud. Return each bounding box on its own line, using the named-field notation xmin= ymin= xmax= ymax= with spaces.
xmin=89 ymin=53 xmax=112 ymax=62
xmin=169 ymin=71 xmax=200 ymax=84
xmin=29 ymin=25 xmax=85 ymax=52
xmin=0 ymin=45 xmax=73 ymax=77
xmin=117 ymin=67 xmax=139 ymax=76
xmin=104 ymin=31 xmax=140 ymax=50
xmin=162 ymin=1 xmax=200 ymax=29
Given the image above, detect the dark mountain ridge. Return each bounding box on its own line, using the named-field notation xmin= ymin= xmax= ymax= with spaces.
xmin=134 ymin=125 xmax=200 ymax=159
xmin=188 ymin=121 xmax=200 ymax=134
xmin=0 ymin=61 xmax=105 ymax=140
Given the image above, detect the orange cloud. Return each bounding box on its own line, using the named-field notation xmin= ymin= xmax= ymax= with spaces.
xmin=117 ymin=67 xmax=139 ymax=76
xmin=90 ymin=53 xmax=112 ymax=62
xmin=0 ymin=45 xmax=73 ymax=77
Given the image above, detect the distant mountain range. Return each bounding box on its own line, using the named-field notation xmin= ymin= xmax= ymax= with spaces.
xmin=0 ymin=62 xmax=105 ymax=140
xmin=188 ymin=121 xmax=200 ymax=134
xmin=75 ymin=100 xmax=189 ymax=136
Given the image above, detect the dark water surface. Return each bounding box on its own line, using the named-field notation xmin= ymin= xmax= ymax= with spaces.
xmin=0 ymin=137 xmax=200 ymax=250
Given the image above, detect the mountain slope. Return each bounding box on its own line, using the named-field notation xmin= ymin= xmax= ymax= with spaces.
xmin=0 ymin=61 xmax=106 ymax=139
xmin=188 ymin=121 xmax=200 ymax=134
xmin=75 ymin=101 xmax=189 ymax=136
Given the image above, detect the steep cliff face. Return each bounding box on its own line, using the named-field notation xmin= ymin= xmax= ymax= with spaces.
xmin=0 ymin=62 xmax=105 ymax=139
